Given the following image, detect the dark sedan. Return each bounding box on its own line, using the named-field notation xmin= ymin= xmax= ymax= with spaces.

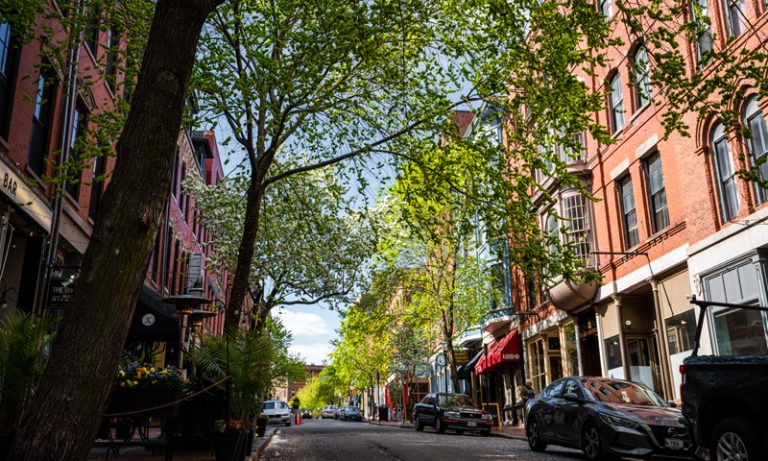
xmin=525 ymin=377 xmax=692 ymax=460
xmin=413 ymin=393 xmax=493 ymax=436
xmin=340 ymin=406 xmax=363 ymax=421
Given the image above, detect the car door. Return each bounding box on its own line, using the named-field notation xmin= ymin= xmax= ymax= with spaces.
xmin=420 ymin=394 xmax=437 ymax=424
xmin=537 ymin=380 xmax=564 ymax=440
xmin=555 ymin=379 xmax=585 ymax=446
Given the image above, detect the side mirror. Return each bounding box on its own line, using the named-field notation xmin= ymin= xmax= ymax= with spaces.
xmin=563 ymin=392 xmax=581 ymax=403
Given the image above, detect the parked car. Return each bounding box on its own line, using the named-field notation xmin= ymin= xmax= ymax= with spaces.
xmin=681 ymin=297 xmax=768 ymax=461
xmin=334 ymin=406 xmax=344 ymax=419
xmin=413 ymin=392 xmax=493 ymax=436
xmin=340 ymin=406 xmax=363 ymax=421
xmin=262 ymin=400 xmax=292 ymax=426
xmin=321 ymin=405 xmax=336 ymax=419
xmin=300 ymin=408 xmax=312 ymax=419
xmin=525 ymin=376 xmax=691 ymax=460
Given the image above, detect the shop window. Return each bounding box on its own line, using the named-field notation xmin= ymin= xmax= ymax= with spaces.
xmin=530 ymin=338 xmax=547 ymax=394
xmin=28 ymin=69 xmax=56 ymax=177
xmin=563 ymin=322 xmax=579 ymax=376
xmin=665 ymin=310 xmax=696 ymax=355
xmin=604 ymin=335 xmax=622 ymax=371
xmin=711 ymin=122 xmax=739 ymax=222
xmin=618 ymin=176 xmax=639 ymax=248
xmin=714 ymin=308 xmax=768 ymax=355
xmin=644 ymin=152 xmax=669 ymax=232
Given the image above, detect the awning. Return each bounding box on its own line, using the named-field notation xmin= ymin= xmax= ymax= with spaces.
xmin=474 ymin=329 xmax=521 ymax=375
xmin=128 ymin=284 xmax=180 ymax=342
xmin=456 ymin=349 xmax=484 ymax=377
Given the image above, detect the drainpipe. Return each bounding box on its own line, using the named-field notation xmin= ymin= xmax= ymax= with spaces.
xmin=34 ymin=0 xmax=85 ymax=315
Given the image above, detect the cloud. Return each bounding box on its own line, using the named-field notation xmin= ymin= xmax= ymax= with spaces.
xmin=290 ymin=342 xmax=333 ymax=365
xmin=275 ymin=310 xmax=332 ymax=338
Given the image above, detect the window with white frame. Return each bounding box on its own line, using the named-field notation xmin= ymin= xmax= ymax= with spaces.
xmin=599 ymin=0 xmax=612 ymax=18
xmin=609 ymin=73 xmax=624 ymax=134
xmin=644 ymin=152 xmax=669 ymax=232
xmin=633 ymin=46 xmax=651 ymax=109
xmin=619 ymin=175 xmax=640 ymax=248
xmin=711 ymin=122 xmax=739 ymax=221
xmin=546 ymin=214 xmax=559 ymax=255
xmin=743 ymin=97 xmax=768 ymax=204
xmin=692 ymin=0 xmax=713 ymax=64
xmin=562 ymin=194 xmax=591 ymax=264
xmin=723 ymin=0 xmax=745 ymax=38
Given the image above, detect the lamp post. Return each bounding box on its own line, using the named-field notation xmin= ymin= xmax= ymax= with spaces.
xmin=162 ymin=294 xmax=211 ymax=368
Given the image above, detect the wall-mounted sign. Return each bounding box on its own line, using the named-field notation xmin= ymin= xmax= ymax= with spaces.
xmin=48 ymin=279 xmax=74 ymax=308
xmin=454 ymin=349 xmax=470 ymax=365
xmin=0 ymin=159 xmax=52 ymax=232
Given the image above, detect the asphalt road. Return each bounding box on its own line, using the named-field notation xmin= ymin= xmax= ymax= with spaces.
xmin=258 ymin=418 xmax=588 ymax=461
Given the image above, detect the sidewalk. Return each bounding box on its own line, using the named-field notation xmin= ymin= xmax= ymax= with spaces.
xmin=367 ymin=418 xmax=525 ymax=440
xmin=87 ymin=426 xmax=277 ymax=461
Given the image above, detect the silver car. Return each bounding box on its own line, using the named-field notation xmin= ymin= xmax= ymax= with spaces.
xmin=321 ymin=405 xmax=337 ymax=418
xmin=262 ymin=400 xmax=292 ymax=426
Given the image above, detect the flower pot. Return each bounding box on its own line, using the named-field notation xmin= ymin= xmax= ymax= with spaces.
xmin=213 ymin=430 xmax=242 ymax=461
xmin=256 ymin=417 xmax=268 ymax=437
xmin=106 ymin=390 xmax=184 ymax=416
xmin=245 ymin=430 xmax=255 ymax=455
xmin=0 ymin=431 xmax=13 ymax=461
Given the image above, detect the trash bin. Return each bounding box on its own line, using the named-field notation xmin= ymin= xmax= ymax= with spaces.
xmin=378 ymin=405 xmax=389 ymax=422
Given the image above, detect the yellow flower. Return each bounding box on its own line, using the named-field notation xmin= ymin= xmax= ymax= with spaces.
xmin=119 ymin=370 xmax=125 ymax=377
xmin=152 ymin=380 xmax=157 ymax=384
xmin=150 ymin=368 xmax=155 ymax=373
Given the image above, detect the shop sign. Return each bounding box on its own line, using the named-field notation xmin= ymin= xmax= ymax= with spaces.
xmin=454 ymin=349 xmax=470 ymax=365
xmin=0 ymin=160 xmax=52 ymax=232
xmin=48 ymin=279 xmax=74 ymax=307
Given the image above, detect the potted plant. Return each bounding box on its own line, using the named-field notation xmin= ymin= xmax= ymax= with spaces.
xmin=0 ymin=311 xmax=56 ymax=461
xmin=211 ymin=419 xmax=246 ymax=461
xmin=106 ymin=362 xmax=191 ymax=416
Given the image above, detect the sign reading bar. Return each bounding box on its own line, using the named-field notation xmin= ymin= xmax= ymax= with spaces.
xmin=454 ymin=349 xmax=470 ymax=365
xmin=48 ymin=280 xmax=74 ymax=307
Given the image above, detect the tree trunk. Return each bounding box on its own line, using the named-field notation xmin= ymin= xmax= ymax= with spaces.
xmin=446 ymin=340 xmax=461 ymax=393
xmin=9 ymin=1 xmax=221 ymax=460
xmin=224 ymin=178 xmax=265 ymax=332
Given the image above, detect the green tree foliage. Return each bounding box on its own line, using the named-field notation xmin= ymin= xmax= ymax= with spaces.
xmin=186 ymin=167 xmax=376 ymax=332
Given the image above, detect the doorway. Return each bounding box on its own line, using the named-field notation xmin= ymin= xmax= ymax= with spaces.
xmin=625 ymin=336 xmax=660 ymax=392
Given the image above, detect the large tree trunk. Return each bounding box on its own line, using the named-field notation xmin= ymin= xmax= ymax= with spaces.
xmin=9 ymin=1 xmax=221 ymax=460
xmin=224 ymin=179 xmax=265 ymax=332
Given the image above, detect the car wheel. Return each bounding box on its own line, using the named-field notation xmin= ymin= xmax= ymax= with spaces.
xmin=480 ymin=430 xmax=490 ymax=437
xmin=285 ymin=421 xmax=291 ymax=427
xmin=712 ymin=417 xmax=765 ymax=461
xmin=527 ymin=420 xmax=547 ymax=452
xmin=581 ymin=423 xmax=604 ymax=461
xmin=455 ymin=429 xmax=464 ymax=435
xmin=435 ymin=417 xmax=446 ymax=434
xmin=414 ymin=417 xmax=424 ymax=432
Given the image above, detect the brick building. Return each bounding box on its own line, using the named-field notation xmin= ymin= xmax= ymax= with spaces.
xmin=0 ymin=5 xmax=232 ymax=362
xmin=514 ymin=0 xmax=768 ymax=402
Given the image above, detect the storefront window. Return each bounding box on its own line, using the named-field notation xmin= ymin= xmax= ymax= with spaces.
xmin=665 ymin=310 xmax=696 ymax=355
xmin=604 ymin=335 xmax=623 ymax=378
xmin=563 ymin=322 xmax=579 ymax=376
xmin=714 ymin=308 xmax=768 ymax=355
xmin=530 ymin=338 xmax=546 ymax=393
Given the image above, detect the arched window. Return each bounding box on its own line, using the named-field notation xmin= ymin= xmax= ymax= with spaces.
xmin=711 ymin=122 xmax=739 ymax=221
xmin=743 ymin=97 xmax=768 ymax=204
xmin=633 ymin=46 xmax=651 ymax=109
xmin=609 ymin=73 xmax=624 ymax=133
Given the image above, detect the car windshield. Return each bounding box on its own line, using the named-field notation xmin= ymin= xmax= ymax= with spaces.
xmin=437 ymin=394 xmax=475 ymax=408
xmin=581 ymin=378 xmax=667 ymax=406
xmin=345 ymin=407 xmax=358 ymax=412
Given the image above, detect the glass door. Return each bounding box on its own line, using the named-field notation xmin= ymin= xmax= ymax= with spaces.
xmin=625 ymin=336 xmax=660 ymax=392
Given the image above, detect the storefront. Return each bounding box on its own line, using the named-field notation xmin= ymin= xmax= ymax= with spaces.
xmin=474 ymin=328 xmax=521 ymax=425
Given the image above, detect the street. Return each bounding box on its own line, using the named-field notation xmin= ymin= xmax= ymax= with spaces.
xmin=259 ymin=418 xmax=585 ymax=461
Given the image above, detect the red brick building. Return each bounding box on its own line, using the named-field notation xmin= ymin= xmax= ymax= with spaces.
xmin=515 ymin=0 xmax=768 ymax=402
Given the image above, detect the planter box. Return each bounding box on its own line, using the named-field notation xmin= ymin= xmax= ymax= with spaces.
xmin=106 ymin=390 xmax=184 ymax=417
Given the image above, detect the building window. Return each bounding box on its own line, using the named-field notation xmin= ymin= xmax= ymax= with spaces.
xmin=619 ymin=176 xmax=639 ymax=248
xmin=714 ymin=308 xmax=768 ymax=355
xmin=723 ymin=0 xmax=745 ymax=38
xmin=711 ymin=122 xmax=739 ymax=222
xmin=609 ymin=73 xmax=624 ymax=134
xmin=562 ymin=194 xmax=591 ymax=264
xmin=599 ymin=0 xmax=612 ymax=18
xmin=65 ymin=101 xmax=89 ymax=200
xmin=692 ymin=0 xmax=713 ymax=64
xmin=545 ymin=214 xmax=559 ymax=255
xmin=665 ymin=310 xmax=696 ymax=355
xmin=604 ymin=335 xmax=623 ymax=373
xmin=179 ymin=163 xmax=187 ymax=217
xmin=28 ymin=70 xmax=56 ymax=177
xmin=529 ymin=338 xmax=547 ymax=393
xmin=105 ymin=27 xmax=119 ymax=93
xmin=743 ymin=97 xmax=768 ymax=204
xmin=171 ymin=149 xmax=179 ymax=197
xmin=645 ymin=152 xmax=669 ymax=232
xmin=0 ymin=22 xmax=18 ymax=138
xmin=88 ymin=154 xmax=105 ymax=221
xmin=84 ymin=8 xmax=100 ymax=55
xmin=633 ymin=46 xmax=651 ymax=109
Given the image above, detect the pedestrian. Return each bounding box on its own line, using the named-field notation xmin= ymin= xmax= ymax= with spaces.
xmin=519 ymin=379 xmax=535 ymax=421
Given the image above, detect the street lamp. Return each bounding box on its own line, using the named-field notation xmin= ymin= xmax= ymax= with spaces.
xmin=162 ymin=294 xmax=211 ymax=368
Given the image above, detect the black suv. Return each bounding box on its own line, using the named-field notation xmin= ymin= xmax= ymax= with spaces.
xmin=681 ymin=297 xmax=768 ymax=461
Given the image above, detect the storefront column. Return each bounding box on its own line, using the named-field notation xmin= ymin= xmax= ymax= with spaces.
xmin=651 ymin=279 xmax=673 ymax=400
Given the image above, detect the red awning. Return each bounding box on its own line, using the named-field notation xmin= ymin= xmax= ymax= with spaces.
xmin=474 ymin=329 xmax=521 ymax=375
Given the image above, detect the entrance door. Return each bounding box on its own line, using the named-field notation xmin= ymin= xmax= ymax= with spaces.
xmin=625 ymin=336 xmax=660 ymax=392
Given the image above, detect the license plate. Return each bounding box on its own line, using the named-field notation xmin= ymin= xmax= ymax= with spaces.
xmin=665 ymin=438 xmax=685 ymax=450
xmin=467 ymin=422 xmax=477 ymax=427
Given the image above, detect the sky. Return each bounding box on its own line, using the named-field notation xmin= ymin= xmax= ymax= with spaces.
xmin=274 ymin=305 xmax=339 ymax=366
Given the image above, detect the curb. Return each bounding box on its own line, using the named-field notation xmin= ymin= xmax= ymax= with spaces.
xmin=245 ymin=429 xmax=277 ymax=461
xmin=489 ymin=431 xmax=526 ymax=441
